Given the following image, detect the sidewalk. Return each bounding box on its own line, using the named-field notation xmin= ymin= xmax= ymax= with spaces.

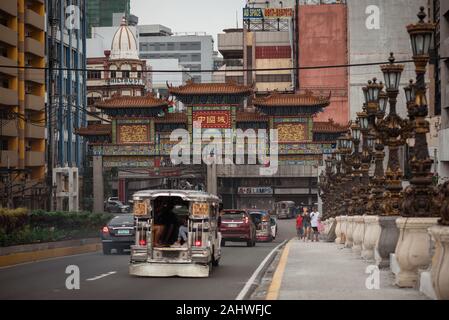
xmin=271 ymin=239 xmax=428 ymax=300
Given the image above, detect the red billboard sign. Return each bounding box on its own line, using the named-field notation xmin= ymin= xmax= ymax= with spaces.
xmin=192 ymin=110 xmax=232 ymax=129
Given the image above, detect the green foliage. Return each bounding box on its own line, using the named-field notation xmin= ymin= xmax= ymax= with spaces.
xmin=0 ymin=209 xmax=114 ymax=247
xmin=0 ymin=208 xmax=29 ymax=233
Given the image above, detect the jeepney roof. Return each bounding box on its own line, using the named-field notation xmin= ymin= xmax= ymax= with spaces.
xmin=132 ymin=189 xmax=220 ymax=202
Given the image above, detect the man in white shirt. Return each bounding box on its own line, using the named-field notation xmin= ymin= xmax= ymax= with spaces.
xmin=310 ymin=207 xmax=321 ymax=242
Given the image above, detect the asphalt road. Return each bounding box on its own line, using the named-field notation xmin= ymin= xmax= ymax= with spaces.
xmin=0 ymin=219 xmax=296 ymax=300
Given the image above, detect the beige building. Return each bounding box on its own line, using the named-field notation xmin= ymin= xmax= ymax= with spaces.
xmin=0 ymin=0 xmax=46 ymax=208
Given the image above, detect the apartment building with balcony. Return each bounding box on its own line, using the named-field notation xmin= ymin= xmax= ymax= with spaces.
xmin=0 ymin=0 xmax=46 ymax=208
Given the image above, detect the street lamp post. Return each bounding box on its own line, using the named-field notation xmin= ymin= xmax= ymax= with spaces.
xmin=394 ymin=7 xmax=441 ymax=288
xmin=402 ymin=8 xmax=439 ymax=218
xmin=377 ymin=53 xmax=408 ymax=217
xmin=344 ymin=121 xmax=361 ymax=249
xmin=357 ymin=106 xmax=375 ymax=215
xmin=348 ymin=121 xmax=362 ymax=217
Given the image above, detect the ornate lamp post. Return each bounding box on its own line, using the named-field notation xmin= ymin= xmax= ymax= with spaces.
xmin=333 ymin=146 xmax=346 ymax=244
xmin=357 ymin=107 xmax=375 ymax=215
xmin=394 ymin=7 xmax=440 ymax=288
xmin=344 ymin=121 xmax=362 ymax=248
xmin=349 ymin=121 xmax=362 ymax=217
xmin=323 ymin=156 xmax=334 ymax=219
xmin=339 ymin=132 xmax=354 ymax=217
xmin=404 ymin=79 xmax=417 ymax=120
xmin=376 ymin=53 xmax=409 ymax=216
xmin=402 ymin=7 xmax=439 ymax=218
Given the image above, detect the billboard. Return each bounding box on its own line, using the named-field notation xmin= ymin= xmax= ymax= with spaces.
xmin=243 ymin=7 xmax=294 ymax=19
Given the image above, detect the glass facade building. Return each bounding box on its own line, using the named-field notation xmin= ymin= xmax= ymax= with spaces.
xmin=87 ymin=0 xmax=130 ymax=37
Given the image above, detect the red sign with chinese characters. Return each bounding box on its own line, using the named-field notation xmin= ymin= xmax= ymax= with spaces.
xmin=192 ymin=110 xmax=231 ymax=128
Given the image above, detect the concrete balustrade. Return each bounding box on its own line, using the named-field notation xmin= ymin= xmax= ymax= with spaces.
xmin=394 ymin=217 xmax=439 ymax=288
xmin=361 ymin=216 xmax=380 ymax=261
xmin=345 ymin=216 xmax=355 ymax=248
xmin=352 ymin=216 xmax=365 ymax=255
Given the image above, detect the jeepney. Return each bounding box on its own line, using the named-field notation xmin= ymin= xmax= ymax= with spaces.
xmin=275 ymin=201 xmax=296 ymax=219
xmin=129 ymin=190 xmax=222 ymax=277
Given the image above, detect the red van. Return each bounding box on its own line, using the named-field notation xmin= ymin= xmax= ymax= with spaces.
xmin=220 ymin=209 xmax=256 ymax=247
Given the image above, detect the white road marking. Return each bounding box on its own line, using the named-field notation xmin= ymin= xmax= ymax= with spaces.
xmin=86 ymin=271 xmax=117 ymax=281
xmin=235 ymin=240 xmax=288 ymax=300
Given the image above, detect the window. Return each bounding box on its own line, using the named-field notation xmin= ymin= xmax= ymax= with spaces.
xmin=180 ymin=42 xmax=201 ymax=51
xmin=256 ymin=74 xmax=292 ymax=83
xmin=0 ymin=13 xmax=8 ymax=27
xmin=1 ymin=78 xmax=9 ymax=88
xmin=191 ymin=53 xmax=201 ymax=62
xmin=87 ymin=70 xmax=101 ymax=79
xmin=122 ymin=71 xmax=130 ymax=78
xmin=110 ymin=71 xmax=116 ymax=78
xmin=0 ymin=139 xmax=8 ymax=151
xmin=87 ymin=96 xmax=101 ymax=106
xmin=0 ymin=44 xmax=7 ymax=58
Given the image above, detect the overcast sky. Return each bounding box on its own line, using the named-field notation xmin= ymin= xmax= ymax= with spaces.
xmin=131 ymin=0 xmax=247 ymax=50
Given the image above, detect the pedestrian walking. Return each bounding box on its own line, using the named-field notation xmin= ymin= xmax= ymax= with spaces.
xmin=296 ymin=212 xmax=304 ymax=240
xmin=302 ymin=207 xmax=311 ymax=242
xmin=310 ymin=207 xmax=321 ymax=242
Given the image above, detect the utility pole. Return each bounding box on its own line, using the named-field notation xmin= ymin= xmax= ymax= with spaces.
xmin=47 ymin=0 xmax=59 ymax=211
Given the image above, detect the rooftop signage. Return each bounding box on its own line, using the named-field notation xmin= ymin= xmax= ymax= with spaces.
xmin=243 ymin=7 xmax=294 ymax=20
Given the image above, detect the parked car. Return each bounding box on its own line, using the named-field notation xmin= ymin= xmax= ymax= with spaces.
xmin=248 ymin=210 xmax=273 ymax=242
xmin=104 ymin=200 xmax=130 ymax=213
xmin=219 ymin=209 xmax=256 ymax=247
xmin=270 ymin=216 xmax=278 ymax=239
xmin=101 ymin=214 xmax=135 ymax=254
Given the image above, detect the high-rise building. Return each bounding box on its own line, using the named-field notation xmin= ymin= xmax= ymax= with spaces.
xmin=218 ymin=1 xmax=296 ymax=95
xmin=47 ymin=0 xmax=87 ymax=169
xmin=0 ymin=0 xmax=46 ymax=208
xmin=86 ymin=0 xmax=130 ymax=37
xmin=298 ymin=2 xmax=348 ymax=125
xmin=139 ymin=27 xmax=215 ymax=84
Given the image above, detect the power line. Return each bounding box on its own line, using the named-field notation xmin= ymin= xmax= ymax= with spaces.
xmin=0 ymin=56 xmax=448 ymax=74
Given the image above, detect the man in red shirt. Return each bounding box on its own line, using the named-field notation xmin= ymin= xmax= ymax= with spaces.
xmin=296 ymin=213 xmax=304 ymax=240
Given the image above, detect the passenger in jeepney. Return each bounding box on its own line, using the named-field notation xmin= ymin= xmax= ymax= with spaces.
xmin=159 ymin=203 xmax=179 ymax=246
xmin=175 ymin=216 xmax=188 ymax=246
xmin=152 ymin=203 xmax=165 ymax=247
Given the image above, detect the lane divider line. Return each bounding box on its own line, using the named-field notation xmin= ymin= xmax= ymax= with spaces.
xmin=86 ymin=271 xmax=117 ymax=281
xmin=265 ymin=239 xmax=292 ymax=300
xmin=235 ymin=240 xmax=288 ymax=300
